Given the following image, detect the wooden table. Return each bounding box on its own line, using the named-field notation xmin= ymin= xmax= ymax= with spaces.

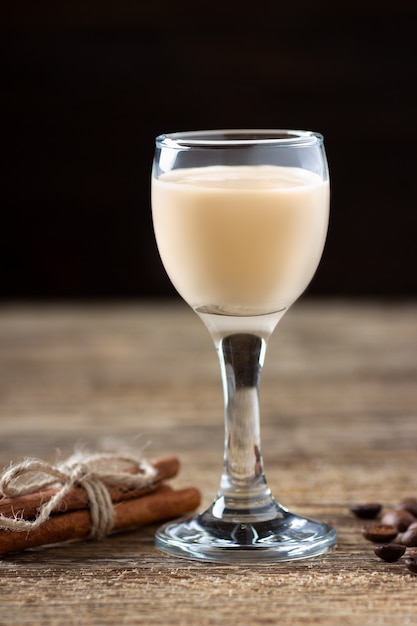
xmin=0 ymin=299 xmax=416 ymax=625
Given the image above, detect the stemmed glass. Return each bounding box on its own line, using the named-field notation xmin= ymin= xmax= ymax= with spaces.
xmin=151 ymin=129 xmax=336 ymax=562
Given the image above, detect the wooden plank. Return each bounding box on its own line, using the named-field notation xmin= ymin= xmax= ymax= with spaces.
xmin=0 ymin=300 xmax=416 ymax=624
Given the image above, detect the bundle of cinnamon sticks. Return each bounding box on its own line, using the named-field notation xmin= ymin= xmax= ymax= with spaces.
xmin=0 ymin=455 xmax=201 ymax=555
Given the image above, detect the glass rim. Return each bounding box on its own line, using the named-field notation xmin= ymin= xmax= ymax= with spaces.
xmin=155 ymin=129 xmax=324 ymax=149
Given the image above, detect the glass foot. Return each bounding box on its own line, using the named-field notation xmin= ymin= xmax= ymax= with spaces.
xmin=155 ymin=504 xmax=336 ymax=563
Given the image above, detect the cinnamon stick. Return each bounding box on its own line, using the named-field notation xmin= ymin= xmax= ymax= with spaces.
xmin=0 ymin=484 xmax=201 ymax=555
xmin=0 ymin=455 xmax=180 ymax=520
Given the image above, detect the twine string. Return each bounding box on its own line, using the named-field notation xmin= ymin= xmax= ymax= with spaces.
xmin=0 ymin=452 xmax=157 ymax=539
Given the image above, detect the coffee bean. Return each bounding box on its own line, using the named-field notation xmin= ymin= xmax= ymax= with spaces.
xmin=349 ymin=503 xmax=382 ymax=519
xmin=374 ymin=543 xmax=406 ymax=562
xmin=396 ymin=498 xmax=417 ymax=517
xmin=381 ymin=509 xmax=415 ymax=532
xmin=400 ymin=526 xmax=417 ymax=547
xmin=361 ymin=524 xmax=398 ymax=543
xmin=404 ymin=557 xmax=417 ymax=575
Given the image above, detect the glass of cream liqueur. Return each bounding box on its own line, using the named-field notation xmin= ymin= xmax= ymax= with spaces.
xmin=151 ymin=129 xmax=336 ymax=563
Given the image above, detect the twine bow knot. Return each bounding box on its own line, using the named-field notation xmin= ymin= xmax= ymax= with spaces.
xmin=0 ymin=451 xmax=157 ymax=539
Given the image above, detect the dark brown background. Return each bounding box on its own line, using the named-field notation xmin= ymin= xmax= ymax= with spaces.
xmin=1 ymin=1 xmax=416 ymax=300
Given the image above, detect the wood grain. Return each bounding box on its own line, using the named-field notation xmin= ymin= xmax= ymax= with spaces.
xmin=0 ymin=300 xmax=416 ymax=625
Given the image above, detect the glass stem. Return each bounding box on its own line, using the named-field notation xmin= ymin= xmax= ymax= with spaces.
xmin=213 ymin=333 xmax=279 ymax=520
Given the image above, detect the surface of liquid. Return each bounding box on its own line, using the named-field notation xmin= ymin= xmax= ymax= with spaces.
xmin=152 ymin=165 xmax=329 ymax=317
